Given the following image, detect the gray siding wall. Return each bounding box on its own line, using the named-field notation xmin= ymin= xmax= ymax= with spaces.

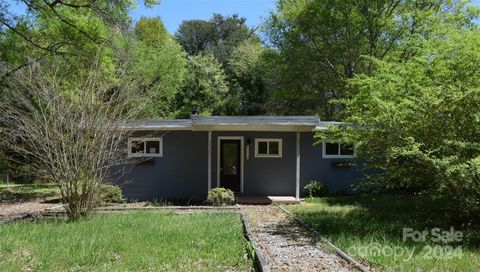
xmin=212 ymin=131 xmax=296 ymax=196
xmin=300 ymin=132 xmax=362 ymax=194
xmin=112 ymin=131 xmax=208 ymax=200
xmin=111 ymin=130 xmax=362 ymax=200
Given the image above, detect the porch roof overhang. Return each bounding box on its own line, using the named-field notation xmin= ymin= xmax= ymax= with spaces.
xmin=191 ymin=116 xmax=320 ymax=132
xmin=122 ymin=119 xmax=192 ymax=131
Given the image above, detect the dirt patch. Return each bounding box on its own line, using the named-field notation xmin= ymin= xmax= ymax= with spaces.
xmin=0 ymin=200 xmax=59 ymax=220
xmin=241 ymin=205 xmax=355 ymax=271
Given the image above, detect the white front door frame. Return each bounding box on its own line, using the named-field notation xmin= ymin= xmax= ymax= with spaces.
xmin=217 ymin=136 xmax=244 ymax=193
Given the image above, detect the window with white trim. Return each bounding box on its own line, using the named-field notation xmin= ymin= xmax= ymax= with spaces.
xmin=255 ymin=138 xmax=282 ymax=158
xmin=322 ymin=142 xmax=355 ymax=158
xmin=128 ymin=138 xmax=163 ymax=157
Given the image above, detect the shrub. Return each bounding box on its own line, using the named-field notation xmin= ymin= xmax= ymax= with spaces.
xmin=100 ymin=184 xmax=125 ymax=204
xmin=304 ymin=181 xmax=328 ymax=198
xmin=207 ymin=187 xmax=235 ymax=206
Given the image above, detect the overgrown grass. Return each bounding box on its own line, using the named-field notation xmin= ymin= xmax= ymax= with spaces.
xmin=0 ymin=212 xmax=252 ymax=271
xmin=0 ymin=183 xmax=59 ymax=202
xmin=286 ymin=195 xmax=480 ymax=271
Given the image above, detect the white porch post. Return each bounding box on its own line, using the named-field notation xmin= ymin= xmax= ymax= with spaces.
xmin=208 ymin=131 xmax=212 ymax=191
xmin=296 ymin=132 xmax=300 ymax=200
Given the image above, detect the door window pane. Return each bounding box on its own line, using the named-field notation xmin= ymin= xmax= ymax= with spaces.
xmin=223 ymin=143 xmax=238 ymax=175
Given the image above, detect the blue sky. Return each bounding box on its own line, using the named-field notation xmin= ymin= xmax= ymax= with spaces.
xmin=131 ymin=0 xmax=277 ymax=33
xmin=5 ymin=0 xmax=480 ymax=34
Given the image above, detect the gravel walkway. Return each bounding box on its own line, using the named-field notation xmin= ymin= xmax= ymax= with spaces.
xmin=241 ymin=205 xmax=354 ymax=272
xmin=0 ymin=200 xmax=59 ymax=220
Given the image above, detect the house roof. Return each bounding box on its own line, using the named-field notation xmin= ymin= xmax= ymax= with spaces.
xmin=122 ymin=119 xmax=192 ymax=130
xmin=123 ymin=116 xmax=342 ymax=132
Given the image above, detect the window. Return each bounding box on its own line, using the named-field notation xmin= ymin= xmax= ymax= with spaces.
xmin=255 ymin=138 xmax=282 ymax=158
xmin=322 ymin=142 xmax=355 ymax=158
xmin=128 ymin=138 xmax=162 ymax=157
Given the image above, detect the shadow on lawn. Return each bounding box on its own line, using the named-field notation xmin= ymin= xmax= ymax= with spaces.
xmin=294 ymin=195 xmax=480 ymax=249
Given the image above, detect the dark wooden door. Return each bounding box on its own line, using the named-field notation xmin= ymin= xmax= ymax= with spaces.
xmin=220 ymin=139 xmax=241 ymax=192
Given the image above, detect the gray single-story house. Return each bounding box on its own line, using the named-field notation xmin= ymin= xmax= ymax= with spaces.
xmin=112 ymin=116 xmax=363 ymax=201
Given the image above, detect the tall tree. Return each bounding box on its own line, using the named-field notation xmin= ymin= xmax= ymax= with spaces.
xmin=0 ymin=0 xmax=160 ymax=80
xmin=225 ymin=38 xmax=268 ymax=114
xmin=130 ymin=17 xmax=188 ymax=118
xmin=175 ymin=53 xmax=229 ymax=118
xmin=318 ymin=27 xmax=480 ymax=216
xmin=174 ymin=20 xmax=214 ymax=55
xmin=175 ymin=14 xmax=269 ymax=115
xmin=175 ymin=14 xmax=253 ymax=65
xmin=264 ymin=0 xmax=478 ymax=119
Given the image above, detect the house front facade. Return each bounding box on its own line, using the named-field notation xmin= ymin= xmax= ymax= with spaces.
xmin=112 ymin=116 xmax=363 ymax=201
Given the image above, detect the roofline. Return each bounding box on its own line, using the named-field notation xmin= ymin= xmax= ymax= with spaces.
xmin=121 ymin=116 xmax=344 ymax=132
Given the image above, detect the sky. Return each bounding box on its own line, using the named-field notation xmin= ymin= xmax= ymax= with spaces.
xmin=130 ymin=0 xmax=277 ymax=33
xmin=5 ymin=0 xmax=480 ymax=34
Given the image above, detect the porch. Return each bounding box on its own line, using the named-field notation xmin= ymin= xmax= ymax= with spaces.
xmin=236 ymin=195 xmax=300 ymax=205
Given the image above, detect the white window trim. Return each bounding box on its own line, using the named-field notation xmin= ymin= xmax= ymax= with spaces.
xmin=254 ymin=138 xmax=283 ymax=158
xmin=322 ymin=142 xmax=356 ymax=159
xmin=127 ymin=137 xmax=163 ymax=158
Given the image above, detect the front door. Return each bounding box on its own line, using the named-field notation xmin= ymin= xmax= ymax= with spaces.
xmin=220 ymin=139 xmax=241 ymax=192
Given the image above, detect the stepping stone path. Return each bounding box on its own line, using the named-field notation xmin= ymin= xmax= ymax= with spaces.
xmin=241 ymin=205 xmax=354 ymax=272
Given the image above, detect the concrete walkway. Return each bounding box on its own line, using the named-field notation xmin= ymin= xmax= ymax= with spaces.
xmin=241 ymin=205 xmax=354 ymax=271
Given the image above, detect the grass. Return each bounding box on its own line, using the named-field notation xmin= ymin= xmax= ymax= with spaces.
xmin=0 ymin=183 xmax=59 ymax=202
xmin=0 ymin=212 xmax=252 ymax=271
xmin=285 ymin=195 xmax=480 ymax=272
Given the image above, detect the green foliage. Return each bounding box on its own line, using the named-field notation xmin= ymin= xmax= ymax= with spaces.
xmin=175 ymin=14 xmax=253 ymax=65
xmin=175 ymin=19 xmax=215 ymax=55
xmin=134 ymin=17 xmax=169 ymax=47
xmin=264 ymin=0 xmax=479 ymax=119
xmin=129 ymin=17 xmax=188 ymax=118
xmin=287 ymin=195 xmax=480 ymax=270
xmin=175 ymin=53 xmax=228 ymax=117
xmin=207 ymin=187 xmax=236 ymax=206
xmin=99 ymin=183 xmax=125 ymax=204
xmin=225 ymin=38 xmax=268 ymax=115
xmin=320 ymin=28 xmax=480 ymax=215
xmin=303 ymin=180 xmax=329 ymax=198
xmin=0 ymin=183 xmax=59 ymax=202
xmin=175 ymin=14 xmax=268 ymax=115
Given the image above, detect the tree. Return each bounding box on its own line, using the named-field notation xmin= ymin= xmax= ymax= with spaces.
xmin=264 ymin=0 xmax=478 ymax=119
xmin=0 ymin=59 xmax=145 ymax=220
xmin=174 ymin=20 xmax=214 ymax=55
xmin=175 ymin=14 xmax=253 ymax=65
xmin=134 ymin=16 xmax=169 ymax=47
xmin=317 ymin=28 xmax=480 ymax=216
xmin=175 ymin=14 xmax=269 ymax=115
xmin=175 ymin=54 xmax=228 ymax=117
xmin=0 ymin=0 xmax=160 ymax=81
xmin=225 ymin=38 xmax=268 ymax=115
xmin=130 ymin=17 xmax=188 ymax=118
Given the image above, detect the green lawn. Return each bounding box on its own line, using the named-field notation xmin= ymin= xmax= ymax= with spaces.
xmin=0 ymin=183 xmax=59 ymax=202
xmin=0 ymin=212 xmax=252 ymax=271
xmin=286 ymin=195 xmax=480 ymax=272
